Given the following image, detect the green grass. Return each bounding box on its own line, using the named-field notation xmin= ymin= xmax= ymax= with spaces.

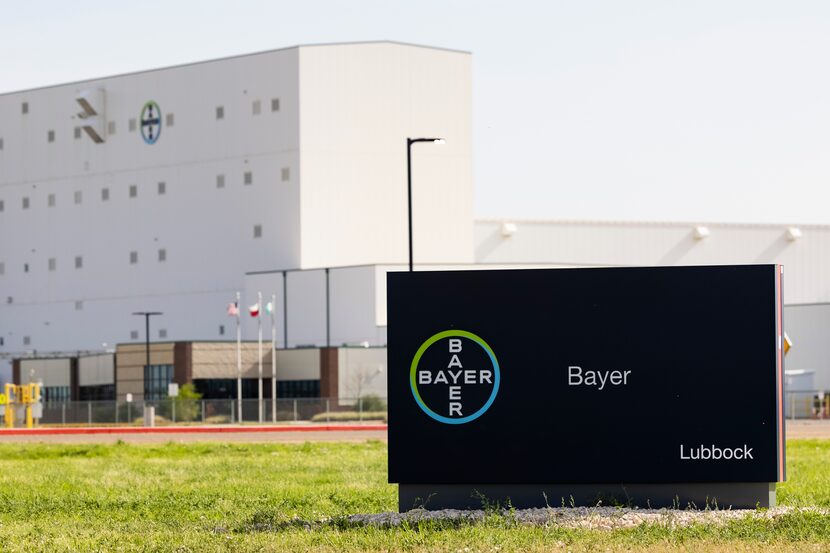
xmin=0 ymin=439 xmax=827 ymax=551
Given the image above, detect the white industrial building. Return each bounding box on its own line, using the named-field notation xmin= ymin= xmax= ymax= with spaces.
xmin=0 ymin=41 xmax=471 ymax=393
xmin=1 ymin=41 xmax=829 ymax=403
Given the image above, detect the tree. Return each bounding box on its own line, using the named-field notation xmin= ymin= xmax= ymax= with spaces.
xmin=174 ymin=383 xmax=202 ymax=422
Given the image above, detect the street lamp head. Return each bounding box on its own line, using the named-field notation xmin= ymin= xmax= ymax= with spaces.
xmin=408 ymin=137 xmax=446 ymax=145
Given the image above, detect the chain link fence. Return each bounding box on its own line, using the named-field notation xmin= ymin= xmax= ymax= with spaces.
xmin=785 ymin=390 xmax=830 ymax=420
xmin=34 ymin=396 xmax=388 ymax=426
xmin=23 ymin=391 xmax=830 ymax=426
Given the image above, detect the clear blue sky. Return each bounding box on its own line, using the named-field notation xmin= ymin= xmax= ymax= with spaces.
xmin=3 ymin=1 xmax=829 ymax=224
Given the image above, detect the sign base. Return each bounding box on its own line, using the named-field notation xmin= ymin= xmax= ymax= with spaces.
xmin=399 ymin=483 xmax=776 ymax=511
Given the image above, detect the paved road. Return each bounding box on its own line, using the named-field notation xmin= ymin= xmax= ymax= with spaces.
xmin=785 ymin=420 xmax=830 ymax=439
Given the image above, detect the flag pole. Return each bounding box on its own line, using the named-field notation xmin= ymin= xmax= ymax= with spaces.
xmin=258 ymin=291 xmax=263 ymax=423
xmin=271 ymin=292 xmax=277 ymax=423
xmin=236 ymin=291 xmax=242 ymax=425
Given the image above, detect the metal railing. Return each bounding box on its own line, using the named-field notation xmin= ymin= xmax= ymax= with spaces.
xmin=33 ymin=396 xmax=388 ymax=426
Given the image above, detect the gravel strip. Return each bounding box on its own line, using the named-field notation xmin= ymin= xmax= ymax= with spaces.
xmin=344 ymin=506 xmax=827 ymax=530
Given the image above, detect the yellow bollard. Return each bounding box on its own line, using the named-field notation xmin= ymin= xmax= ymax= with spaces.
xmin=4 ymin=384 xmax=15 ymax=428
xmin=2 ymin=383 xmax=42 ymax=428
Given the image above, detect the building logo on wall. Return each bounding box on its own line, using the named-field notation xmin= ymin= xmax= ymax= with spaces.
xmin=410 ymin=329 xmax=500 ymax=424
xmin=140 ymin=101 xmax=162 ymax=144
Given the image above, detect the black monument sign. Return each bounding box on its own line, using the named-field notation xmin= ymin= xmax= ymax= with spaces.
xmin=388 ymin=265 xmax=785 ymax=509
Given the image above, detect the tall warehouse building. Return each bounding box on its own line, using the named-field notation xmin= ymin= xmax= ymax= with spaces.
xmin=0 ymin=41 xmax=473 ymax=383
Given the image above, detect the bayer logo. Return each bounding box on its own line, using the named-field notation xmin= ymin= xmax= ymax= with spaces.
xmin=140 ymin=101 xmax=162 ymax=144
xmin=409 ymin=330 xmax=500 ymax=424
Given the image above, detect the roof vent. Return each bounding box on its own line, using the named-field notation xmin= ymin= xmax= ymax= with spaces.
xmin=786 ymin=227 xmax=802 ymax=241
xmin=693 ymin=226 xmax=710 ymax=240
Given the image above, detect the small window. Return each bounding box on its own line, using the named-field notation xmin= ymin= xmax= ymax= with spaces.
xmin=48 ymin=193 xmax=55 ymax=207
xmin=22 ymin=102 xmax=28 ymax=114
xmin=75 ymin=256 xmax=83 ymax=269
xmin=1 ymin=138 xmax=5 ymax=150
xmin=252 ymin=100 xmax=261 ymax=115
xmin=244 ymin=171 xmax=253 ymax=185
xmin=23 ymin=263 xmax=29 ymax=273
xmin=219 ymin=325 xmax=225 ymax=336
xmin=0 ymin=262 xmax=4 ymax=275
xmin=216 ymin=174 xmax=225 ymax=188
xmin=101 ymin=187 xmax=109 ymax=201
xmin=157 ymin=181 xmax=166 ymax=195
xmin=47 ymin=130 xmax=55 ymax=143
xmin=281 ymin=167 xmax=290 ymax=182
xmin=130 ymin=251 xmax=138 ymax=264
xmin=271 ymin=98 xmax=280 ymax=112
xmin=22 ymin=197 xmax=29 ymax=209
xmin=129 ymin=184 xmax=137 ymax=198
xmin=158 ymin=248 xmax=166 ymax=262
xmin=129 ymin=118 xmax=137 ymax=132
xmin=216 ymin=106 xmax=224 ymax=120
xmin=0 ymin=337 xmax=3 ymax=346
xmin=130 ymin=330 xmax=139 ymax=340
xmin=48 ymin=258 xmax=56 ymax=271
xmin=107 ymin=121 xmax=116 ymax=135
xmin=0 ymin=200 xmax=3 ymax=211
xmin=75 ymin=300 xmax=83 ymax=310
xmin=74 ymin=127 xmax=81 ymax=139
xmin=74 ymin=190 xmax=82 ymax=205
xmin=159 ymin=329 xmax=167 ymax=339
xmin=23 ymin=336 xmax=31 ymax=346
xmin=253 ymin=224 xmax=262 ymax=238
xmin=165 ymin=113 xmax=174 ymax=127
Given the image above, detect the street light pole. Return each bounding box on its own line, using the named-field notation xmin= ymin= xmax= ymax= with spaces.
xmin=132 ymin=311 xmax=163 ymax=396
xmin=406 ymin=137 xmax=445 ymax=272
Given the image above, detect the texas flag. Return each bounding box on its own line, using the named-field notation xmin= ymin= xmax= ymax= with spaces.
xmin=249 ymin=303 xmax=260 ymax=317
xmin=226 ymin=302 xmax=239 ymax=317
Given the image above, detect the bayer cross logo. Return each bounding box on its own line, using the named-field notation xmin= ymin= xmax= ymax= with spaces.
xmin=410 ymin=330 xmax=500 ymax=424
xmin=140 ymin=101 xmax=162 ymax=144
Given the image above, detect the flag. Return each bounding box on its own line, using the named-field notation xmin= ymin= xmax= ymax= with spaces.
xmin=226 ymin=302 xmax=239 ymax=317
xmin=249 ymin=303 xmax=260 ymax=317
xmin=265 ymin=302 xmax=274 ymax=315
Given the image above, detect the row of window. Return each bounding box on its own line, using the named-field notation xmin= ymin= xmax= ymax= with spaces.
xmin=130 ymin=329 xmax=168 ymax=340
xmin=1 ymin=97 xmax=282 ymax=148
xmin=190 ymin=378 xmax=318 ymax=400
xmin=0 ymin=169 xmax=289 ymax=213
xmin=42 ymin=386 xmax=71 ymax=403
xmin=15 ymin=98 xmax=279 ymax=117
xmin=78 ymin=384 xmax=116 ymax=401
xmin=0 ymin=220 xmax=267 ymax=277
xmin=1 ymin=325 xmax=171 ymax=347
xmin=144 ymin=364 xmax=174 ymax=400
xmin=0 ymin=248 xmax=165 ymax=276
xmin=4 ymin=321 xmax=232 ymax=348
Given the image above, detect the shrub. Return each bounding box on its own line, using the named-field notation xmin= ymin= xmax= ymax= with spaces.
xmin=174 ymin=384 xmax=203 ymax=422
xmin=359 ymin=394 xmax=386 ymax=412
xmin=132 ymin=415 xmax=171 ymax=426
xmin=310 ymin=411 xmax=387 ymax=423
